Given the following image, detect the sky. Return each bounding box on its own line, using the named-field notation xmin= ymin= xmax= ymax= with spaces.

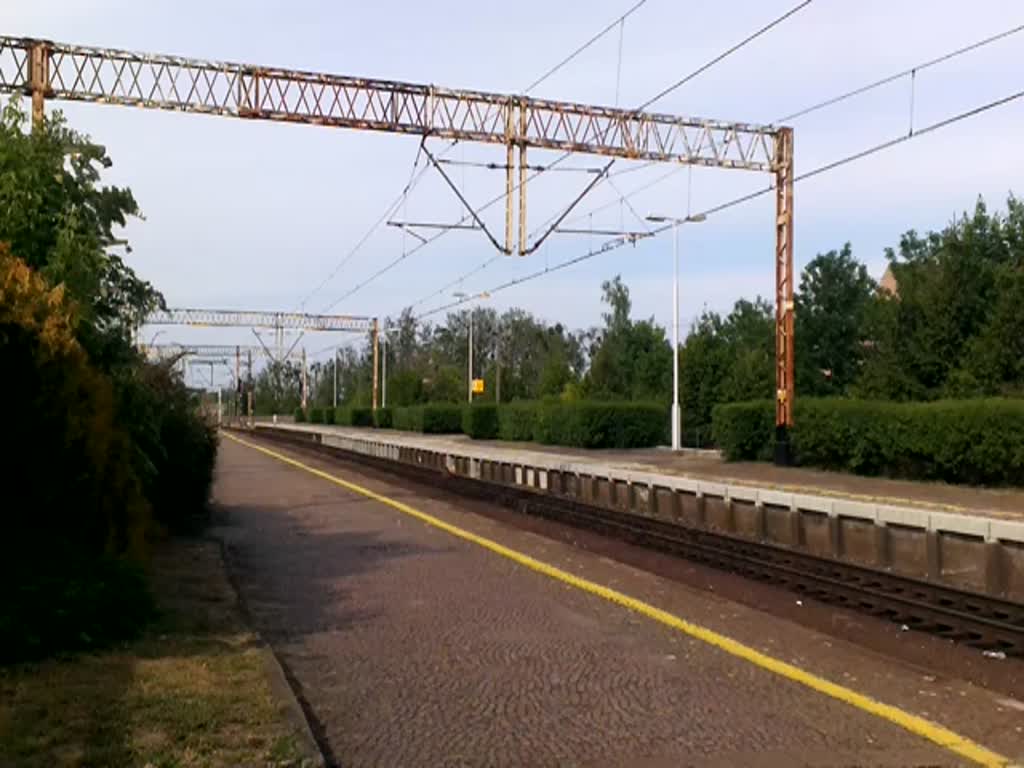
xmin=4 ymin=0 xmax=1023 ymax=386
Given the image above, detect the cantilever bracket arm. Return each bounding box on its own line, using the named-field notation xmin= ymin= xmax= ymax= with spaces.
xmin=422 ymin=141 xmax=511 ymax=255
xmin=251 ymin=328 xmax=278 ymax=363
xmin=523 ymin=159 xmax=615 ymax=256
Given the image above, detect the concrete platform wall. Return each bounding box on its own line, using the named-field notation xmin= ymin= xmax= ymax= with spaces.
xmin=253 ymin=425 xmax=1024 ymax=603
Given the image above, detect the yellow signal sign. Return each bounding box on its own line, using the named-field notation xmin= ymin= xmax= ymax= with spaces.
xmin=472 ymin=378 xmax=485 ymax=394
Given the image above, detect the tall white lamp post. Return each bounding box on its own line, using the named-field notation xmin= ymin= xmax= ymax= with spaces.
xmin=646 ymin=213 xmax=706 ymax=451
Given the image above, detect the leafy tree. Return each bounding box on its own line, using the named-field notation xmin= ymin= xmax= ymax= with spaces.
xmin=585 ymin=276 xmax=671 ymax=401
xmin=858 ymin=196 xmax=1024 ymax=399
xmin=795 ymin=244 xmax=875 ymax=395
xmin=0 ymin=100 xmax=162 ymax=358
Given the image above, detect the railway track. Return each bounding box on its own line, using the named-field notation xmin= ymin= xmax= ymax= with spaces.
xmin=250 ymin=429 xmax=1024 ymax=656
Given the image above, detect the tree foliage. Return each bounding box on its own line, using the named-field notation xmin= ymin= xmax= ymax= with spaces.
xmin=0 ymin=101 xmax=216 ymax=661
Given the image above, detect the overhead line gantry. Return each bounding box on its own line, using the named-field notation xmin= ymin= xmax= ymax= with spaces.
xmin=2 ymin=35 xmax=796 ymax=459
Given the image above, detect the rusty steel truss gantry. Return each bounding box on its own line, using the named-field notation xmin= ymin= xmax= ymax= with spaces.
xmin=1 ymin=35 xmax=796 ymax=452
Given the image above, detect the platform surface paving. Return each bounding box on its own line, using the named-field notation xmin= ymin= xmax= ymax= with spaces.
xmin=213 ymin=434 xmax=1023 ymax=767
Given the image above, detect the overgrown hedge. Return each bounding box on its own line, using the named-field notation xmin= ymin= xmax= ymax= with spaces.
xmin=463 ymin=404 xmax=499 ymax=439
xmin=309 ymin=407 xmax=325 ymax=424
xmin=294 ymin=407 xmax=306 ymax=423
xmin=712 ymin=397 xmax=1024 ymax=485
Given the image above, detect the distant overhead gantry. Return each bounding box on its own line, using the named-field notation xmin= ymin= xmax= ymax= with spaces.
xmin=144 ymin=307 xmax=380 ymax=408
xmin=146 ymin=307 xmax=375 ymax=333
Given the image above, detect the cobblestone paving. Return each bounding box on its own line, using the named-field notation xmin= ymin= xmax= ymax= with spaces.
xmin=213 ymin=438 xmax=973 ymax=767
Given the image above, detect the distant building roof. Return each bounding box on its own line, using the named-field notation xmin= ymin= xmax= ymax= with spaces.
xmin=879 ymin=264 xmax=899 ymax=297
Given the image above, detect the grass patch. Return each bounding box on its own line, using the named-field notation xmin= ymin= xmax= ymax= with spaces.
xmin=0 ymin=539 xmax=309 ymax=768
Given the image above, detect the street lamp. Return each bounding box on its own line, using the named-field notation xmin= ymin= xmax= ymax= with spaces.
xmin=453 ymin=290 xmax=491 ymax=403
xmin=645 ymin=213 xmax=707 ymax=451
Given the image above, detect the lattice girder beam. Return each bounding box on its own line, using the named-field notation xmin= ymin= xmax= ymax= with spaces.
xmin=146 ymin=307 xmax=375 ymax=333
xmin=143 ymin=343 xmax=277 ymax=359
xmin=0 ymin=36 xmax=780 ymax=171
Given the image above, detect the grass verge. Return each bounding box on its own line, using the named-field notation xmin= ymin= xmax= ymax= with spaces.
xmin=0 ymin=539 xmax=312 ymax=768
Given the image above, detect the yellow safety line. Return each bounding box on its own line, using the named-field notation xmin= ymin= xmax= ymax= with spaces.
xmin=221 ymin=431 xmax=1010 ymax=768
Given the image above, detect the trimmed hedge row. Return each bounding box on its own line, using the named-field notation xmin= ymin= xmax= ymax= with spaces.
xmin=297 ymin=400 xmax=669 ymax=449
xmin=415 ymin=400 xmax=665 ymax=448
xmin=463 ymin=404 xmax=499 ymax=439
xmin=712 ymin=397 xmax=1024 ymax=486
xmin=498 ymin=402 xmax=537 ymax=441
xmin=373 ymin=407 xmax=394 ymax=428
xmin=535 ymin=402 xmax=666 ymax=449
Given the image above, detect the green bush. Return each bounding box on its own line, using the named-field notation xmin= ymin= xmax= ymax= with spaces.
xmin=535 ymin=401 xmax=667 ymax=449
xmin=713 ymin=397 xmax=1024 ymax=485
xmin=711 ymin=400 xmax=775 ymax=461
xmin=351 ymin=407 xmax=374 ymax=427
xmin=333 ymin=407 xmax=352 ymax=426
xmin=390 ymin=404 xmax=462 ymax=433
xmin=392 ymin=405 xmax=424 ymax=432
xmin=308 ymin=407 xmax=324 ymax=424
xmin=463 ymin=403 xmax=499 ymax=439
xmin=294 ymin=407 xmax=306 ymax=423
xmin=498 ymin=401 xmax=538 ymax=441
xmin=374 ymin=407 xmax=394 ymax=428
xmin=324 ymin=406 xmax=336 ymax=425
xmin=422 ymin=403 xmax=463 ymax=433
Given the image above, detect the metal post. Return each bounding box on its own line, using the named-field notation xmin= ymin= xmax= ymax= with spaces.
xmin=382 ymin=335 xmax=388 ymax=408
xmin=217 ymin=388 xmax=222 ymax=426
xmin=333 ymin=348 xmax=338 ymax=408
xmin=518 ymin=103 xmax=527 ymax=255
xmin=774 ymin=127 xmax=795 ymax=465
xmin=235 ymin=345 xmax=241 ymax=423
xmin=371 ymin=319 xmax=379 ymax=410
xmin=247 ymin=350 xmax=253 ymax=427
xmin=301 ymin=347 xmax=308 ymax=411
xmin=468 ymin=311 xmax=474 ymax=403
xmin=495 ymin=323 xmax=501 ymax=404
xmin=671 ymin=220 xmax=681 ymax=452
xmin=504 ymin=104 xmax=514 ymax=255
xmin=29 ymin=42 xmax=48 ymax=131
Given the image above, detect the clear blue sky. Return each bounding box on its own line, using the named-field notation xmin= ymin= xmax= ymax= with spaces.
xmin=6 ymin=0 xmax=1023 ymax=380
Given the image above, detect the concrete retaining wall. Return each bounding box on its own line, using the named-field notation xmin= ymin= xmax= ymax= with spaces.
xmin=253 ymin=424 xmax=1024 ymax=602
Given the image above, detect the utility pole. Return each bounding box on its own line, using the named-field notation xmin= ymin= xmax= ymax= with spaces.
xmin=371 ymin=319 xmax=380 ymax=410
xmin=381 ymin=333 xmax=388 ymax=408
xmin=301 ymin=347 xmax=308 ymax=411
xmin=235 ymin=345 xmax=241 ymax=423
xmin=247 ymin=349 xmax=253 ymax=427
xmin=333 ymin=349 xmax=338 ymax=408
xmin=467 ymin=310 xmax=474 ymax=403
xmin=495 ymin=323 xmax=501 ymax=404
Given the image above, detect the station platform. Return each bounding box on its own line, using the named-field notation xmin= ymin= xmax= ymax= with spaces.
xmin=263 ymin=421 xmax=1024 ymax=520
xmin=252 ymin=421 xmax=1024 ymax=601
xmin=213 ymin=431 xmax=1024 ymax=767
